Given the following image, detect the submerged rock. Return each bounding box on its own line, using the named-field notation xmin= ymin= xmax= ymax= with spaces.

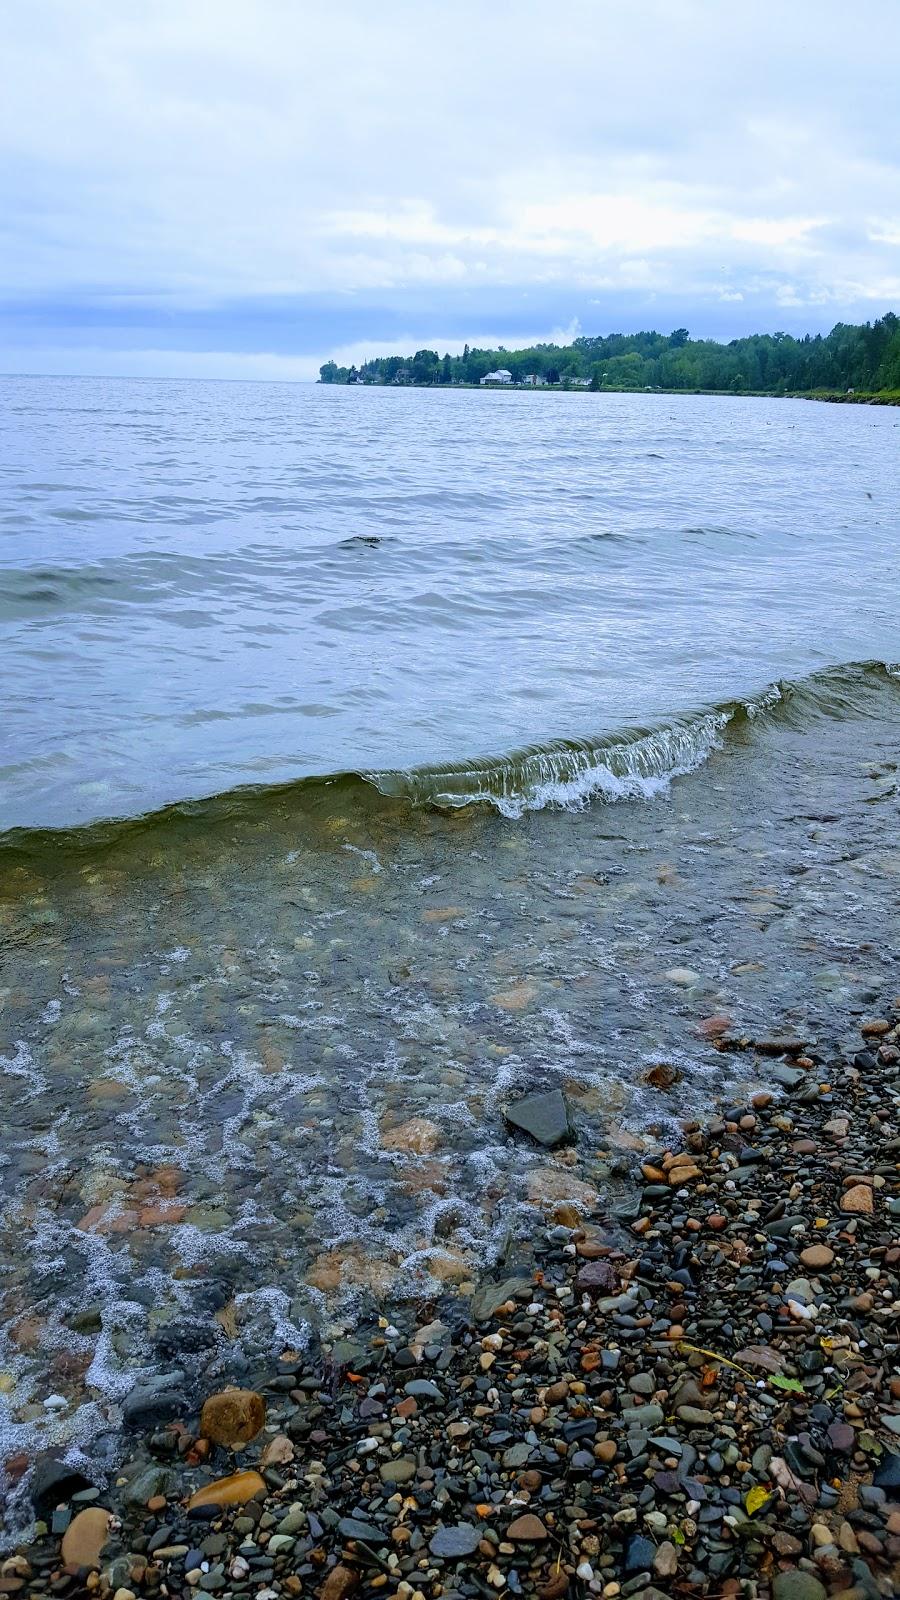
xmin=504 ymin=1089 xmax=571 ymax=1147
xmin=525 ymin=1166 xmax=598 ymax=1214
xmin=470 ymin=1275 xmax=532 ymax=1321
xmin=381 ymin=1116 xmax=441 ymax=1154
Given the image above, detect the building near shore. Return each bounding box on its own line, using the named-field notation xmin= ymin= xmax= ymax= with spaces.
xmin=480 ymin=369 xmax=513 ymax=385
xmin=522 ymin=373 xmax=546 ymax=386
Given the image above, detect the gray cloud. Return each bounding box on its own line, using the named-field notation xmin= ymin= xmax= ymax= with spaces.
xmin=1 ymin=0 xmax=898 ymax=374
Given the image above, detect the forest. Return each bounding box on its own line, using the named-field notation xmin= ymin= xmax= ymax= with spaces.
xmin=318 ymin=313 xmax=900 ymax=395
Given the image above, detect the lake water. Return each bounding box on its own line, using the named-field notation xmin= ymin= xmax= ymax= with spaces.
xmin=1 ymin=377 xmax=899 ymax=1525
xmin=2 ymin=378 xmax=899 ymax=829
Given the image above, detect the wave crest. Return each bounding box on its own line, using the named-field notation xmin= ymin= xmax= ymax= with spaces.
xmin=370 ymin=713 xmax=730 ymax=818
xmin=2 ymin=659 xmax=899 ymax=857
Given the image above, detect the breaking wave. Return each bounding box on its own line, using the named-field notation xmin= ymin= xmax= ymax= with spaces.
xmin=2 ymin=660 xmax=898 ymax=861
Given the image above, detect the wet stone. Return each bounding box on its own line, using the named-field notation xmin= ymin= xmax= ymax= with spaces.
xmin=772 ymin=1574 xmax=827 ymax=1600
xmin=337 ymin=1518 xmax=387 ymax=1545
xmin=430 ymin=1524 xmax=481 ymax=1559
xmin=504 ymin=1089 xmax=571 ymax=1148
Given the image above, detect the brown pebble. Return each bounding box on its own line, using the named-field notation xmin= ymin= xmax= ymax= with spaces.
xmin=539 ymin=1576 xmax=569 ymax=1600
xmin=841 ymin=1183 xmax=874 ymax=1214
xmin=61 ymin=1509 xmax=111 ymax=1572
xmin=507 ymin=1513 xmax=549 ymax=1542
xmin=318 ymin=1565 xmax=359 ymax=1600
xmin=800 ymin=1244 xmax=834 ymax=1269
xmin=187 ymin=1470 xmax=266 ymax=1509
xmin=199 ymin=1388 xmax=265 ymax=1450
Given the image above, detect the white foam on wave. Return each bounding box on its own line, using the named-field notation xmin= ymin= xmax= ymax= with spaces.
xmin=378 ymin=710 xmax=733 ymax=820
xmin=491 ymin=714 xmax=731 ymax=818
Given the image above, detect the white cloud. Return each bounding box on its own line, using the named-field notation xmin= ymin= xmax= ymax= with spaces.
xmin=0 ymin=0 xmax=898 ymax=372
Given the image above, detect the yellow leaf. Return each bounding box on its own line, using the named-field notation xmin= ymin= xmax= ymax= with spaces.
xmin=745 ymin=1485 xmax=770 ymax=1516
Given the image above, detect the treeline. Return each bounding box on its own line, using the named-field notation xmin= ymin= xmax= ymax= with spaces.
xmin=318 ymin=314 xmax=900 ymax=394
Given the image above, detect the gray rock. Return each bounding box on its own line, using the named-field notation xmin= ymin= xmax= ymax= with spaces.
xmin=625 ymin=1533 xmax=657 ymax=1572
xmin=29 ymin=1453 xmax=92 ymax=1513
xmin=380 ymin=1457 xmax=417 ymax=1483
xmin=504 ymin=1089 xmax=571 ymax=1148
xmin=470 ymin=1276 xmax=533 ymax=1321
xmin=677 ymin=1406 xmax=714 ymax=1427
xmin=625 ymin=1403 xmax=664 ymax=1429
xmin=654 ymin=1541 xmax=678 ymax=1578
xmin=122 ymin=1372 xmax=187 ymax=1427
xmin=784 ymin=1278 xmax=815 ymax=1303
xmin=771 ymin=1064 xmax=804 ymax=1089
xmin=874 ymin=1450 xmax=900 ymax=1488
xmin=772 ymin=1574 xmax=826 ymax=1600
xmin=337 ymin=1517 xmax=387 ymax=1545
xmin=122 ymin=1464 xmax=172 ymax=1507
xmin=403 ymin=1379 xmax=444 ymax=1402
xmin=277 ymin=1509 xmax=307 ymax=1534
xmin=429 ymin=1523 xmax=481 ymax=1559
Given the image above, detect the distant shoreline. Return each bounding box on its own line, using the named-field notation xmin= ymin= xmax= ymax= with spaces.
xmin=323 ymin=381 xmax=900 ymax=405
xmin=319 ymin=312 xmax=900 ymax=398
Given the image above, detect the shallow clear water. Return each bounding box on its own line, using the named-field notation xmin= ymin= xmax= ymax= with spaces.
xmin=0 ymin=379 xmax=899 ymax=1526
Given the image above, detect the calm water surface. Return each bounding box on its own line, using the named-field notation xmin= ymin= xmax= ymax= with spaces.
xmin=1 ymin=378 xmax=898 ymax=827
xmin=0 ymin=378 xmax=899 ymax=1529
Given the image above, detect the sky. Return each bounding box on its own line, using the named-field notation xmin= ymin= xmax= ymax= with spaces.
xmin=1 ymin=0 xmax=899 ymax=380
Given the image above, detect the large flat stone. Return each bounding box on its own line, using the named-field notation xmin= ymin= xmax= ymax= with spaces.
xmin=504 ymin=1089 xmax=571 ymax=1148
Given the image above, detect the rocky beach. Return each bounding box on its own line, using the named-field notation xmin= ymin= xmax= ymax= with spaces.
xmin=5 ymin=1009 xmax=899 ymax=1600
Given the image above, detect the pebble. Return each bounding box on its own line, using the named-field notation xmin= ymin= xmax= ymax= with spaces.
xmin=15 ymin=1004 xmax=900 ymax=1600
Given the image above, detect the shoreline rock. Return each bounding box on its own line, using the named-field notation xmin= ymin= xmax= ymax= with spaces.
xmin=8 ymin=1011 xmax=900 ymax=1598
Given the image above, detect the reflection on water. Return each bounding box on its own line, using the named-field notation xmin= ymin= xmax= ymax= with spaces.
xmin=1 ymin=671 xmax=899 ymax=1499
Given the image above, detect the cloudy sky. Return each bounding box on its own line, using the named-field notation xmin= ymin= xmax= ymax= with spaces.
xmin=2 ymin=0 xmax=899 ymax=379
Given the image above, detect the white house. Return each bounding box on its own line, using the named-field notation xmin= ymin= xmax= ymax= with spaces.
xmin=522 ymin=373 xmax=546 ymax=387
xmin=480 ymin=369 xmax=513 ymax=386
